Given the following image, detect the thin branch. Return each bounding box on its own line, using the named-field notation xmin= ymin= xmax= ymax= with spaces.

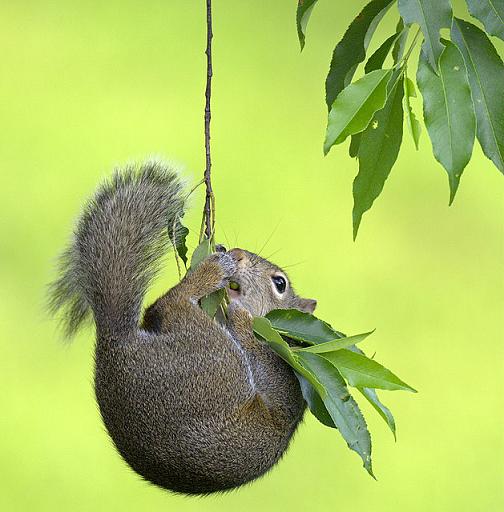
xmin=202 ymin=0 xmax=214 ymax=242
xmin=185 ymin=178 xmax=205 ymax=201
xmin=171 ymin=216 xmax=183 ymax=280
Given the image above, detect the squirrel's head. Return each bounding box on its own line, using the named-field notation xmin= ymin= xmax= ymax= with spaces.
xmin=224 ymin=247 xmax=317 ymax=317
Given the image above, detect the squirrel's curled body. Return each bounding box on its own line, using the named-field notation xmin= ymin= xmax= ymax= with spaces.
xmin=49 ymin=161 xmax=316 ymax=494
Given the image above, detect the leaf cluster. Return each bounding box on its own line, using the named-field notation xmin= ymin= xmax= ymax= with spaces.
xmin=297 ymin=0 xmax=504 ymax=238
xmin=253 ymin=309 xmax=415 ymax=477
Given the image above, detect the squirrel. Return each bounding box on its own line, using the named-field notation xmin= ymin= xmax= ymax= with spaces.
xmin=48 ymin=160 xmax=317 ymax=495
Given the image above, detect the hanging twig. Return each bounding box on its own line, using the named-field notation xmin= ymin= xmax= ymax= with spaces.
xmin=201 ymin=0 xmax=215 ymax=242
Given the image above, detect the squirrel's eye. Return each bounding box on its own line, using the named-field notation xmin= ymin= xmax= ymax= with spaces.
xmin=271 ymin=275 xmax=287 ymax=294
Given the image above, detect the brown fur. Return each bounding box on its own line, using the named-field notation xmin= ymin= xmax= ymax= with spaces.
xmin=48 ymin=161 xmax=316 ymax=494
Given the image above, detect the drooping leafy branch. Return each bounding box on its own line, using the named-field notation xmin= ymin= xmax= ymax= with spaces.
xmin=297 ymin=0 xmax=504 ymax=238
xmin=253 ymin=310 xmax=416 ymax=477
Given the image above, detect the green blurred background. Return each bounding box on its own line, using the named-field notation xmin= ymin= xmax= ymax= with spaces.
xmin=1 ymin=1 xmax=502 ymax=511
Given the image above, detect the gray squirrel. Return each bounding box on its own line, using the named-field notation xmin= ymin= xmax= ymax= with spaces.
xmin=48 ymin=161 xmax=317 ymax=494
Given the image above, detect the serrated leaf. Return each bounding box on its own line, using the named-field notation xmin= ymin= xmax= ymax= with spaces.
xmin=323 ymin=348 xmax=417 ymax=392
xmin=348 ymin=346 xmax=398 ymax=437
xmin=298 ymin=331 xmax=374 ymax=353
xmin=466 ymin=0 xmax=504 ymax=41
xmin=325 ymin=0 xmax=395 ymax=108
xmin=403 ymin=76 xmax=422 ymax=150
xmin=266 ymin=309 xmax=344 ymax=345
xmin=416 ymin=41 xmax=475 ymax=203
xmin=252 ymin=316 xmax=325 ymax=396
xmin=392 ymin=18 xmax=409 ymax=64
xmin=297 ymin=375 xmax=336 ymax=428
xmin=358 ymin=387 xmax=396 ymax=438
xmin=324 ymin=69 xmax=392 ymax=154
xmin=298 ymin=352 xmax=374 ymax=477
xmin=398 ymin=0 xmax=452 ymax=71
xmin=451 ymin=18 xmax=504 ymax=174
xmin=352 ymin=75 xmax=404 ymax=239
xmin=365 ymin=29 xmax=406 ymax=73
xmin=348 ymin=345 xmax=397 ymax=437
xmin=296 ymin=0 xmax=318 ymax=50
xmin=363 ymin=27 xmax=409 ymax=159
xmin=168 ymin=217 xmax=189 ymax=267
xmin=365 ymin=33 xmax=397 ymax=74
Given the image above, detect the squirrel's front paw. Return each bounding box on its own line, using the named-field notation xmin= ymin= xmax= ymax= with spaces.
xmin=207 ymin=252 xmax=238 ymax=280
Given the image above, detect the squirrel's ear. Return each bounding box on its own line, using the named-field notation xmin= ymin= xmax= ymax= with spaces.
xmin=298 ymin=298 xmax=317 ymax=314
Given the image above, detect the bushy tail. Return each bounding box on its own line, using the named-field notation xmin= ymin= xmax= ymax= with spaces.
xmin=48 ymin=160 xmax=187 ymax=339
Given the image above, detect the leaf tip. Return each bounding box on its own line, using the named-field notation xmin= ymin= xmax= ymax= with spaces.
xmin=352 ymin=217 xmax=361 ymax=241
xmin=448 ymin=179 xmax=460 ymax=206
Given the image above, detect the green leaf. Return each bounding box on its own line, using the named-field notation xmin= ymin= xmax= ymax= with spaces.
xmin=352 ymin=75 xmax=404 ymax=239
xmin=365 ymin=33 xmax=398 ymax=74
xmin=358 ymin=387 xmax=396 ymax=439
xmin=201 ymin=289 xmax=225 ymax=319
xmin=190 ymin=239 xmax=225 ymax=318
xmin=297 ymin=375 xmax=336 ymax=428
xmin=349 ymin=133 xmax=362 ymax=158
xmin=190 ymin=238 xmax=212 ymax=269
xmin=324 ymin=69 xmax=392 ymax=154
xmin=265 ymin=309 xmax=344 ymax=345
xmin=298 ymin=331 xmax=374 ymax=353
xmin=392 ymin=19 xmax=409 ymax=64
xmin=168 ymin=217 xmax=189 ymax=267
xmin=365 ymin=29 xmax=406 ymax=73
xmin=298 ymin=352 xmax=374 ymax=477
xmin=451 ymin=18 xmax=504 ymax=174
xmin=362 ymin=27 xmax=409 ymax=159
xmin=252 ymin=316 xmax=325 ymax=396
xmin=325 ymin=0 xmax=395 ymax=108
xmin=349 ymin=345 xmax=397 ymax=437
xmin=348 ymin=345 xmax=396 ymax=436
xmin=296 ymin=0 xmax=318 ymax=50
xmin=466 ymin=0 xmax=504 ymax=41
xmin=349 ymin=345 xmax=397 ymax=440
xmin=403 ymin=76 xmax=422 ymax=150
xmin=398 ymin=0 xmax=452 ymax=71
xmin=416 ymin=41 xmax=475 ymax=203
xmin=323 ymin=348 xmax=417 ymax=392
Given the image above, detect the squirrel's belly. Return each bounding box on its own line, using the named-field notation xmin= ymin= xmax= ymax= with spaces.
xmin=94 ymin=337 xmax=305 ymax=494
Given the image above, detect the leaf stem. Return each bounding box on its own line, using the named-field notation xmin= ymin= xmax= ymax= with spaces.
xmin=186 ymin=178 xmax=205 ymax=201
xmin=400 ymin=27 xmax=421 ymax=66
